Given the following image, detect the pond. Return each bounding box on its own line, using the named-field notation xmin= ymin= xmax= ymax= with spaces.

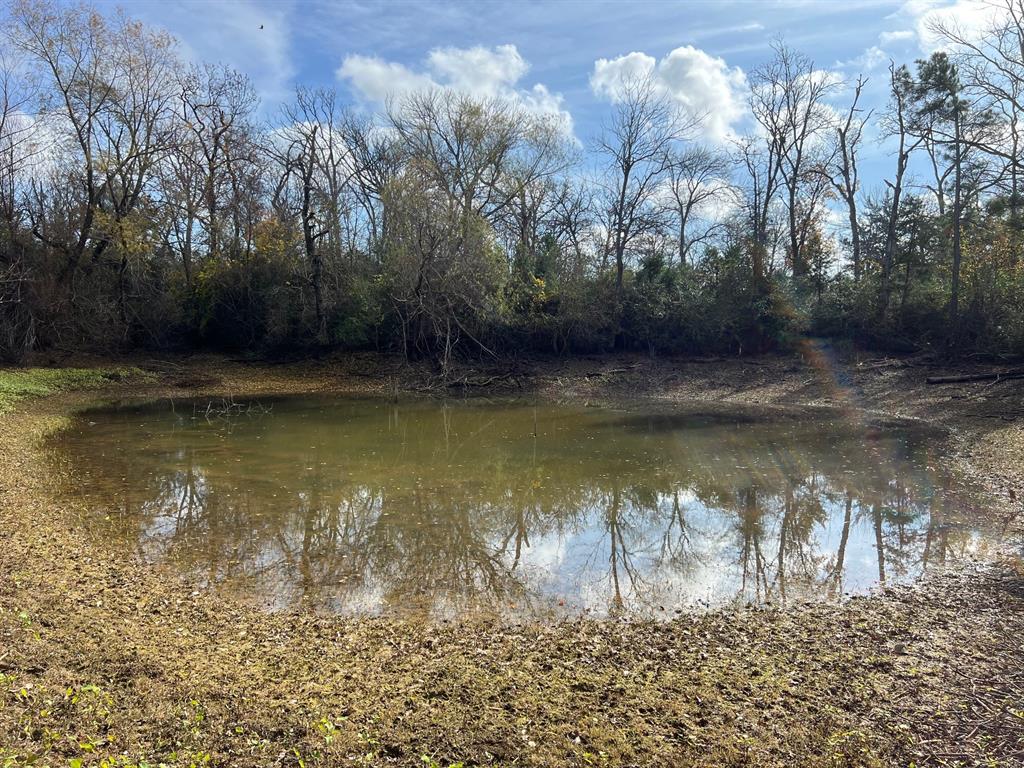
xmin=50 ymin=395 xmax=1000 ymax=618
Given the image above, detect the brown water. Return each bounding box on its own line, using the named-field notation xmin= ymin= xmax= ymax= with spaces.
xmin=50 ymin=395 xmax=998 ymax=618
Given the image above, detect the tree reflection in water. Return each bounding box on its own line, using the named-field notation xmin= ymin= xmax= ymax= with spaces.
xmin=51 ymin=396 xmax=997 ymax=618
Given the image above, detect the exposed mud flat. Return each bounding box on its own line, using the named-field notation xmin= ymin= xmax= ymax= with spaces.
xmin=1 ymin=351 xmax=1022 ymax=767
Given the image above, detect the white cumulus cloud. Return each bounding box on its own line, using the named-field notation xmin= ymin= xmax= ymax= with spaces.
xmin=337 ymin=44 xmax=574 ymax=136
xmin=897 ymin=0 xmax=1007 ymax=52
xmin=836 ymin=45 xmax=890 ymax=72
xmin=590 ymin=46 xmax=747 ymax=144
xmin=425 ymin=44 xmax=529 ymax=95
xmin=336 ymin=56 xmax=434 ymax=102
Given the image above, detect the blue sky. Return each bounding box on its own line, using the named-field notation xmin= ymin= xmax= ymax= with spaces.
xmin=97 ymin=0 xmax=996 ymax=198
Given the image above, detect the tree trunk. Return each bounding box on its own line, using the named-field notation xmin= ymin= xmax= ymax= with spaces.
xmin=847 ymin=193 xmax=860 ymax=282
xmin=950 ymin=111 xmax=963 ymax=337
xmin=881 ymin=149 xmax=907 ymax=318
xmin=678 ymin=216 xmax=686 ymax=268
xmin=788 ymin=183 xmax=803 ymax=277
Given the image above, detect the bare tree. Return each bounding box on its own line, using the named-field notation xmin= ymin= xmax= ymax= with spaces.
xmin=496 ymin=175 xmax=556 ymax=277
xmin=381 ymin=90 xmax=571 ymax=365
xmin=380 ymin=172 xmax=499 ymax=371
xmin=178 ymin=62 xmax=259 ymax=260
xmin=388 ymin=90 xmax=561 ymax=228
xmin=549 ymin=178 xmax=595 ymax=277
xmin=0 ymin=47 xmax=36 ymax=242
xmin=822 ymin=76 xmax=872 ymax=281
xmin=0 ymin=46 xmax=38 ymax=359
xmin=7 ymin=1 xmax=176 ymax=281
xmin=274 ymin=86 xmax=357 ymax=342
xmin=879 ymin=62 xmax=924 ymax=315
xmin=749 ymin=41 xmax=838 ymax=277
xmin=913 ymin=52 xmax=996 ymax=330
xmin=340 ymin=112 xmax=403 ymax=252
xmin=667 ymin=145 xmax=735 ymax=266
xmin=157 ymin=118 xmax=204 ymax=287
xmin=596 ymin=75 xmax=692 ymax=293
xmin=736 ymin=135 xmax=783 ymax=285
xmin=934 ymin=1 xmax=1024 ymax=238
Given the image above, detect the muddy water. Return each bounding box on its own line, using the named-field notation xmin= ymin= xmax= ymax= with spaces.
xmin=50 ymin=395 xmax=999 ymax=618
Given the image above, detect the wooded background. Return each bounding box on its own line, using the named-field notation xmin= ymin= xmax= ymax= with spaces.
xmin=2 ymin=0 xmax=1023 ymax=369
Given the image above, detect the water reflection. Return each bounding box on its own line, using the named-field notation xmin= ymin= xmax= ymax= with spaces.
xmin=51 ymin=397 xmax=996 ymax=617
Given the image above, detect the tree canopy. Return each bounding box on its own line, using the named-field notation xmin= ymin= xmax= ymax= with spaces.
xmin=2 ymin=0 xmax=1024 ymax=365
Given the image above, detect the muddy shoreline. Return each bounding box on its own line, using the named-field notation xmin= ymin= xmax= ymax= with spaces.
xmin=2 ymin=351 xmax=1023 ymax=767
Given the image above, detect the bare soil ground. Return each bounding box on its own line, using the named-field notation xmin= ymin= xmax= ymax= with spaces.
xmin=1 ymin=347 xmax=1022 ymax=767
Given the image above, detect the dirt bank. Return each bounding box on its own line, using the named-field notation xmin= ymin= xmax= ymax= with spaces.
xmin=1 ymin=350 xmax=1022 ymax=767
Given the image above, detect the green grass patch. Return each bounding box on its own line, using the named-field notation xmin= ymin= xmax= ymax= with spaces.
xmin=0 ymin=367 xmax=152 ymax=414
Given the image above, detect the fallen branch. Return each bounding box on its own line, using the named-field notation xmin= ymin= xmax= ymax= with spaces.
xmin=447 ymin=372 xmax=520 ymax=389
xmin=926 ymin=369 xmax=1024 ymax=385
xmin=584 ymin=363 xmax=641 ymax=379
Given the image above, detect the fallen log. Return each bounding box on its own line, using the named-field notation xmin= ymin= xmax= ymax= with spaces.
xmin=926 ymin=369 xmax=1024 ymax=385
xmin=584 ymin=363 xmax=641 ymax=378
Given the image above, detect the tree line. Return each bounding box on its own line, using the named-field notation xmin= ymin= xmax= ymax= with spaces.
xmin=1 ymin=0 xmax=1023 ymax=367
